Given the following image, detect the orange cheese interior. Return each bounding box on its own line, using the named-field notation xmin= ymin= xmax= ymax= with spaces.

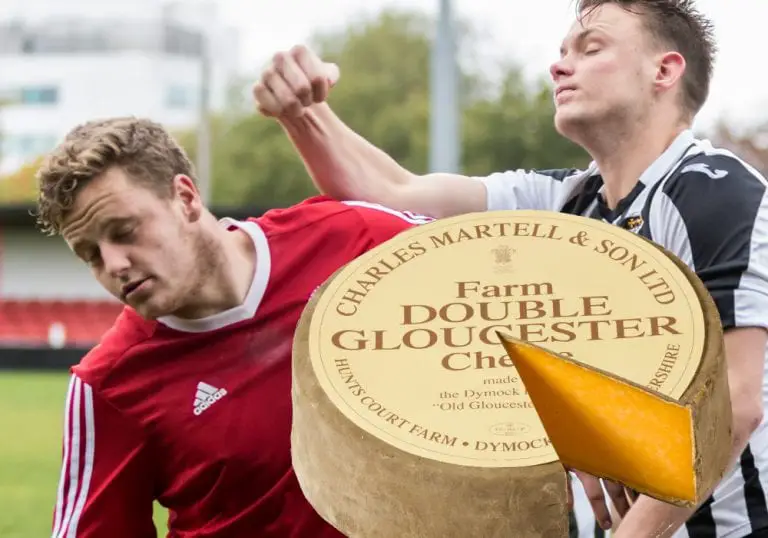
xmin=499 ymin=335 xmax=696 ymax=503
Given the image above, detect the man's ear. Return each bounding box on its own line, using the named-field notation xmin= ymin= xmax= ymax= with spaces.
xmin=172 ymin=174 xmax=203 ymax=223
xmin=654 ymin=50 xmax=686 ymax=93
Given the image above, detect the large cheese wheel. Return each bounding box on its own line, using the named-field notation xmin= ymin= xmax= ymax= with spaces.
xmin=291 ymin=210 xmax=731 ymax=537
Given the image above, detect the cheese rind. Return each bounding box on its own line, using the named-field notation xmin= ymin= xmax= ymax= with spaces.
xmin=293 ymin=310 xmax=569 ymax=536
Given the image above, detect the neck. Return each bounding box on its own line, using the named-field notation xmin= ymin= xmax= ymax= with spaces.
xmin=172 ymin=219 xmax=256 ymax=320
xmin=580 ymin=114 xmax=689 ymax=210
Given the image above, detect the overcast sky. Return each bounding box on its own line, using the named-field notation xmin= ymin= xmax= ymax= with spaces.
xmin=3 ymin=0 xmax=765 ymax=133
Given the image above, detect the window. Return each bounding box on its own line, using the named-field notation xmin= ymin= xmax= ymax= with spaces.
xmin=1 ymin=134 xmax=57 ymax=159
xmin=166 ymin=85 xmax=196 ymax=109
xmin=20 ymin=86 xmax=58 ymax=105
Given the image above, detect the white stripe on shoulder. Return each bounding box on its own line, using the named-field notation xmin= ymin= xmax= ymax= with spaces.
xmin=52 ymin=375 xmax=77 ymax=538
xmin=341 ymin=200 xmax=435 ymax=224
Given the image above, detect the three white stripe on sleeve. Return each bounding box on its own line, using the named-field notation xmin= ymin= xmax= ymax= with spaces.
xmin=52 ymin=375 xmax=95 ymax=538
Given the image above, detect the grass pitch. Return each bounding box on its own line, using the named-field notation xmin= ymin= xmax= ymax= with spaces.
xmin=0 ymin=371 xmax=167 ymax=537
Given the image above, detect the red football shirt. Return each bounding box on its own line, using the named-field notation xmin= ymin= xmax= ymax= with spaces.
xmin=51 ymin=196 xmax=432 ymax=538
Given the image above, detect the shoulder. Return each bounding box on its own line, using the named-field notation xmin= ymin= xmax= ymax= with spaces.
xmin=654 ymin=146 xmax=767 ymax=240
xmin=649 ymin=145 xmax=768 ymax=269
xmin=74 ymin=307 xmax=156 ymax=389
xmin=663 ymin=147 xmax=767 ymax=213
xmin=479 ymin=167 xmax=590 ymax=183
xmin=477 ymin=165 xmax=598 ymax=211
xmin=254 ymin=195 xmax=349 ymax=230
xmin=527 ymin=168 xmax=592 ymax=182
xmin=253 ymin=195 xmax=432 ymax=238
xmin=338 ymin=200 xmax=434 ymax=225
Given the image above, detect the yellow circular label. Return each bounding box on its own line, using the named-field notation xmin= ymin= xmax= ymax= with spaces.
xmin=306 ymin=210 xmax=706 ymax=467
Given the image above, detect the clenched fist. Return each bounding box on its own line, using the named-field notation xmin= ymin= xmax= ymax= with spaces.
xmin=253 ymin=45 xmax=340 ymax=118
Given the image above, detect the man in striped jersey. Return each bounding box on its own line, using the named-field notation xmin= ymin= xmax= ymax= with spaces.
xmin=254 ymin=1 xmax=768 ymax=537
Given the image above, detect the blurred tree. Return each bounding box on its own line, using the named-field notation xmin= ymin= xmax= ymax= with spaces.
xmin=178 ymin=7 xmax=590 ymax=207
xmin=461 ymin=61 xmax=589 ymax=176
xmin=0 ymin=157 xmax=43 ymax=203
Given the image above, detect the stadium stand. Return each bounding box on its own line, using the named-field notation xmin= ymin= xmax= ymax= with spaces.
xmin=0 ymin=299 xmax=122 ymax=347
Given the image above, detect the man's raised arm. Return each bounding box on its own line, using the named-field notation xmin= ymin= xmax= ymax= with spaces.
xmin=253 ymin=45 xmax=488 ymax=219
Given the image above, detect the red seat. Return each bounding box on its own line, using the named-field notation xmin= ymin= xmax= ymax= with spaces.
xmin=0 ymin=300 xmax=123 ymax=347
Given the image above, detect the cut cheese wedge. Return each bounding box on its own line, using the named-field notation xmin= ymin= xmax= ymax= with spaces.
xmin=498 ymin=311 xmax=731 ymax=506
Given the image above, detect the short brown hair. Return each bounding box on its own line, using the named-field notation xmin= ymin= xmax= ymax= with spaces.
xmin=35 ymin=116 xmax=195 ymax=235
xmin=577 ymin=0 xmax=717 ymax=117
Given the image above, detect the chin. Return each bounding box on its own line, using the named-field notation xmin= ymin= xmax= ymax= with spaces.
xmin=131 ymin=304 xmax=161 ymax=321
xmin=130 ymin=296 xmax=174 ymax=320
xmin=554 ymin=106 xmax=595 ymax=142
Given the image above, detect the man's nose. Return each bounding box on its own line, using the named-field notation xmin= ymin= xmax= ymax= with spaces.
xmin=550 ymin=56 xmax=574 ymax=82
xmin=100 ymin=243 xmax=131 ymax=277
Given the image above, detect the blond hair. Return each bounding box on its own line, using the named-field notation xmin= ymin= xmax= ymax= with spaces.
xmin=35 ymin=116 xmax=196 ymax=235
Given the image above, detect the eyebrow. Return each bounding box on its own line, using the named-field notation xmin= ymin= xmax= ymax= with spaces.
xmin=559 ymin=28 xmax=608 ymax=55
xmin=69 ymin=216 xmax=135 ymax=256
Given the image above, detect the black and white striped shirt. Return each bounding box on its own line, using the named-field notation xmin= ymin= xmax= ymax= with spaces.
xmin=477 ymin=129 xmax=768 ymax=538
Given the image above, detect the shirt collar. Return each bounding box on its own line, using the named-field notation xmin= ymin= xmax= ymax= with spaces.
xmin=592 ymin=128 xmax=695 ymax=194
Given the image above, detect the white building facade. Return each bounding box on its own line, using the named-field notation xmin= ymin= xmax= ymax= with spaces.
xmin=0 ymin=0 xmax=240 ymax=174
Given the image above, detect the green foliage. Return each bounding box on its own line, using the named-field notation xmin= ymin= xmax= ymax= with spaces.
xmin=0 ymin=157 xmax=43 ymax=203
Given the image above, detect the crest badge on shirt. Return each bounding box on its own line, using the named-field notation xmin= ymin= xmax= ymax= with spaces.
xmin=618 ymin=214 xmax=644 ymax=234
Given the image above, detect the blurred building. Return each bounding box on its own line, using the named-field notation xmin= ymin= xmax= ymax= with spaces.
xmin=0 ymin=0 xmax=240 ymax=174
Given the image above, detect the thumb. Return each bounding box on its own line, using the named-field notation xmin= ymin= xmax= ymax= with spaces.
xmin=324 ymin=62 xmax=340 ymax=87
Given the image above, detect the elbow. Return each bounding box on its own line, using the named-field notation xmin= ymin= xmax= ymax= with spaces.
xmin=360 ymin=172 xmax=420 ymax=212
xmin=746 ymin=406 xmax=764 ymax=437
xmin=334 ymin=165 xmax=414 ymax=207
xmin=732 ymin=401 xmax=764 ymax=450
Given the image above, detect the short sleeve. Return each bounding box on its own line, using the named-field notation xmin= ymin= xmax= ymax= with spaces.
xmin=474 ymin=167 xmax=592 ymax=211
xmin=649 ymin=155 xmax=768 ymax=330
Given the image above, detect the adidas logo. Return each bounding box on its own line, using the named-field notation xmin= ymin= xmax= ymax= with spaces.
xmin=193 ymin=381 xmax=227 ymax=416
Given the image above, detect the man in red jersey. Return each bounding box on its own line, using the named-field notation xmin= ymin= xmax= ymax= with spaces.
xmin=35 ymin=116 xmax=432 ymax=537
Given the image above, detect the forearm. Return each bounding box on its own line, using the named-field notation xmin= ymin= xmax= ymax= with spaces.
xmin=277 ymin=103 xmax=414 ymax=206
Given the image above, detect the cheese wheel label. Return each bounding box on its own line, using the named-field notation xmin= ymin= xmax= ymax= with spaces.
xmin=305 ymin=210 xmax=706 ymax=467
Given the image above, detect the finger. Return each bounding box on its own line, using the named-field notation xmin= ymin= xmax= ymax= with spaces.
xmin=261 ymin=67 xmax=303 ymax=118
xmin=275 ymin=51 xmax=314 ymax=108
xmin=604 ymin=479 xmax=631 ymax=517
xmin=293 ymin=46 xmax=333 ymax=103
xmin=252 ymin=81 xmax=280 ymax=117
xmin=574 ymin=472 xmax=612 ymax=530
